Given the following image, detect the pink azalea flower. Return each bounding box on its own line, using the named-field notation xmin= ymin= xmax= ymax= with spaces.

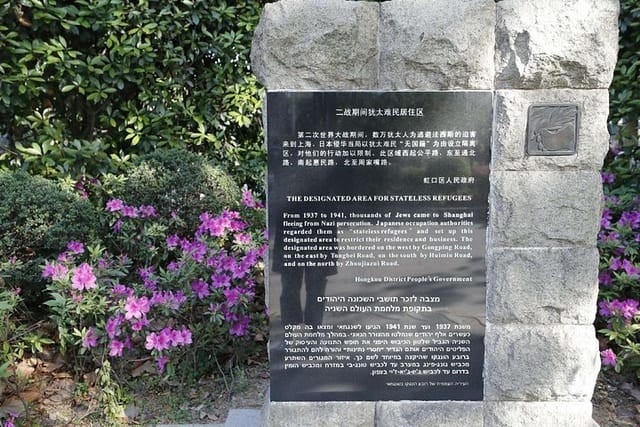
xmin=157 ymin=356 xmax=170 ymax=373
xmin=124 ymin=296 xmax=151 ymax=320
xmin=241 ymin=188 xmax=257 ymax=208
xmin=191 ymin=280 xmax=210 ymax=300
xmin=622 ymin=259 xmax=640 ymax=276
xmin=71 ymin=263 xmax=97 ymax=291
xmin=234 ymin=232 xmax=251 ymax=246
xmin=600 ymin=349 xmax=616 ymax=367
xmin=167 ymin=290 xmax=186 ymax=309
xmin=179 ymin=327 xmax=192 ymax=345
xmin=166 ymin=234 xmax=180 ymax=248
xmin=598 ymin=271 xmax=613 ymax=286
xmin=42 ymin=262 xmax=69 ymax=280
xmin=121 ymin=205 xmax=139 ymax=218
xmin=131 ymin=317 xmax=150 ymax=332
xmin=600 ymin=172 xmax=615 ymax=184
xmin=211 ymin=274 xmax=231 ymax=289
xmin=145 ymin=332 xmax=160 ymax=351
xmin=109 ymin=339 xmax=124 ymax=357
xmin=112 ymin=219 xmax=123 ymax=233
xmin=258 ymin=243 xmax=268 ymax=258
xmin=106 ymin=199 xmax=124 ymax=212
xmin=224 ymin=288 xmax=241 ymax=307
xmin=66 ymin=240 xmax=85 ymax=254
xmin=139 ymin=205 xmax=157 ymax=218
xmin=229 ymin=315 xmax=250 ymax=336
xmin=82 ymin=328 xmax=98 ymax=348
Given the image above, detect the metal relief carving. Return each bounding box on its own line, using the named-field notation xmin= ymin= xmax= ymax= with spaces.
xmin=526 ymin=104 xmax=579 ymax=156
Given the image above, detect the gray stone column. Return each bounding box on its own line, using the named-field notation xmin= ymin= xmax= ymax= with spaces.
xmin=486 ymin=2 xmax=618 ymax=426
xmin=252 ymin=1 xmax=619 ymax=425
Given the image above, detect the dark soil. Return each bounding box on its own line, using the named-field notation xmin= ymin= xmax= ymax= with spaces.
xmin=593 ymin=369 xmax=640 ymax=426
xmin=2 ymin=356 xmax=638 ymax=425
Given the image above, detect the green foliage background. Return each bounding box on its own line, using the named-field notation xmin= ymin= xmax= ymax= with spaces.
xmin=0 ymin=0 xmax=266 ymax=190
xmin=610 ymin=0 xmax=640 ymax=130
xmin=606 ymin=0 xmax=639 ymax=177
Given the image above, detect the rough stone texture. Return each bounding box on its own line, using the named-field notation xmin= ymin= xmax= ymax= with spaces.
xmin=379 ymin=0 xmax=495 ymax=90
xmin=489 ymin=171 xmax=602 ymax=248
xmin=375 ymin=401 xmax=483 ymax=427
xmin=484 ymin=324 xmax=600 ymax=401
xmin=485 ymin=401 xmax=598 ymax=427
xmin=495 ymin=0 xmax=619 ymax=89
xmin=487 ymin=247 xmax=599 ymax=325
xmin=263 ymin=401 xmax=375 ymax=427
xmin=251 ymin=0 xmax=379 ymax=90
xmin=492 ymin=89 xmax=610 ymax=171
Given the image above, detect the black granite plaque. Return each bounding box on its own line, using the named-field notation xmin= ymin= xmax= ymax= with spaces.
xmin=267 ymin=91 xmax=491 ymax=402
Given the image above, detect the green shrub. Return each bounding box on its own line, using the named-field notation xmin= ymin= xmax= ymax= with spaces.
xmin=0 ymin=0 xmax=266 ymax=191
xmin=113 ymin=149 xmax=241 ymax=234
xmin=0 ymin=171 xmax=98 ymax=304
xmin=609 ymin=0 xmax=640 ymax=134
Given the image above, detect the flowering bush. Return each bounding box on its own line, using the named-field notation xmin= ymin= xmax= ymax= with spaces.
xmin=0 ymin=412 xmax=21 ymax=427
xmin=597 ymin=143 xmax=640 ymax=375
xmin=0 ymin=170 xmax=98 ymax=306
xmin=42 ymin=188 xmax=267 ymax=381
xmin=112 ymin=149 xmax=243 ymax=236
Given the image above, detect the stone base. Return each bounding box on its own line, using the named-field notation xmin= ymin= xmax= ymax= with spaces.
xmin=262 ymin=398 xmax=375 ymax=427
xmin=262 ymin=397 xmax=598 ymax=427
xmin=484 ymin=401 xmax=599 ymax=427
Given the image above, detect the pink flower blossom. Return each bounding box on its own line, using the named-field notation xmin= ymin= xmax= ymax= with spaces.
xmin=229 ymin=219 xmax=247 ymax=232
xmin=211 ymin=274 xmax=231 ymax=289
xmin=66 ymin=240 xmax=85 ymax=254
xmin=124 ymin=296 xmax=151 ymax=320
xmin=139 ymin=205 xmax=157 ymax=218
xmin=157 ymin=356 xmax=170 ymax=373
xmin=258 ymin=244 xmax=268 ymax=258
xmin=106 ymin=199 xmax=124 ymax=212
xmin=82 ymin=328 xmax=98 ymax=348
xmin=168 ymin=290 xmax=186 ymax=309
xmin=166 ymin=234 xmax=180 ymax=248
xmin=191 ymin=280 xmax=210 ymax=299
xmin=167 ymin=261 xmax=182 ymax=272
xmin=234 ymin=233 xmax=251 ymax=246
xmin=599 ymin=299 xmax=640 ymax=321
xmin=229 ymin=315 xmax=250 ymax=336
xmin=121 ymin=205 xmax=139 ymax=218
xmin=241 ymin=187 xmax=257 ymax=208
xmin=224 ymin=288 xmax=241 ymax=307
xmin=598 ymin=271 xmax=613 ymax=287
xmin=145 ymin=330 xmax=171 ymax=351
xmin=622 ymin=259 xmax=640 ymax=276
xmin=109 ymin=339 xmax=124 ymax=357
xmin=112 ymin=219 xmax=123 ymax=233
xmin=179 ymin=327 xmax=192 ymax=345
xmin=610 ymin=257 xmax=640 ymax=276
xmin=106 ymin=315 xmax=123 ymax=339
xmin=601 ymin=172 xmax=615 ymax=184
xmin=131 ymin=317 xmax=150 ymax=331
xmin=71 ymin=263 xmax=97 ymax=291
xmin=111 ymin=284 xmax=134 ymax=297
xmin=42 ymin=262 xmax=69 ymax=280
xmin=601 ymin=349 xmax=616 ymax=367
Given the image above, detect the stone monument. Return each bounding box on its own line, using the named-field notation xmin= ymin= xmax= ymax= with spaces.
xmin=251 ymin=1 xmax=619 ymax=426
